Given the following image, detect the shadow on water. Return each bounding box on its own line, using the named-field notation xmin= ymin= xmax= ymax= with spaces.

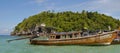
xmin=111 ymin=43 xmax=120 ymax=46
xmin=29 ymin=44 xmax=110 ymax=47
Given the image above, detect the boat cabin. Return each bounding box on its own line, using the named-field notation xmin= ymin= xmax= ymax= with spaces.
xmin=49 ymin=31 xmax=81 ymax=40
xmin=48 ymin=30 xmax=111 ymax=40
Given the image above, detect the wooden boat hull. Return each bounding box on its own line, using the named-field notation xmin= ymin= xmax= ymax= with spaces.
xmin=30 ymin=32 xmax=116 ymax=45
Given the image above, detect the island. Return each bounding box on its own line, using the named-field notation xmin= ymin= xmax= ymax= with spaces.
xmin=11 ymin=10 xmax=120 ymax=36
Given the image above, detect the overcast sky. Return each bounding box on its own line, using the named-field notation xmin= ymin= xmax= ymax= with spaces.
xmin=0 ymin=0 xmax=120 ymax=35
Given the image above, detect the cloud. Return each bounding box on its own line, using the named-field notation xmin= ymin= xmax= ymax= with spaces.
xmin=34 ymin=0 xmax=56 ymax=10
xmin=30 ymin=0 xmax=120 ymax=13
xmin=44 ymin=2 xmax=55 ymax=10
xmin=0 ymin=28 xmax=11 ymax=35
xmin=93 ymin=0 xmax=120 ymax=12
xmin=54 ymin=0 xmax=120 ymax=18
xmin=34 ymin=0 xmax=45 ymax=4
xmin=87 ymin=0 xmax=120 ymax=18
xmin=58 ymin=0 xmax=120 ymax=11
xmin=24 ymin=0 xmax=46 ymax=5
xmin=27 ymin=0 xmax=120 ymax=18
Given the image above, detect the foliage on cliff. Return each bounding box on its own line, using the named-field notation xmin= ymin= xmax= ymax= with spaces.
xmin=13 ymin=10 xmax=120 ymax=33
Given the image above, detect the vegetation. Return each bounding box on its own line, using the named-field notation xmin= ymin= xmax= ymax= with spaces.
xmin=12 ymin=10 xmax=120 ymax=35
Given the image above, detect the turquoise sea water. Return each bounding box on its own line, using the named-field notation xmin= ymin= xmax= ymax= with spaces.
xmin=0 ymin=35 xmax=120 ymax=53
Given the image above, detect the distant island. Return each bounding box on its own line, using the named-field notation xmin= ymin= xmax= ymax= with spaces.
xmin=11 ymin=10 xmax=120 ymax=36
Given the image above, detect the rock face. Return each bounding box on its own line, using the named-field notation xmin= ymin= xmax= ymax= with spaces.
xmin=11 ymin=25 xmax=40 ymax=36
xmin=11 ymin=24 xmax=56 ymax=36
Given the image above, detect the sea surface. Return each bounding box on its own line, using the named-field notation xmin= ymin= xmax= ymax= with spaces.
xmin=0 ymin=35 xmax=120 ymax=53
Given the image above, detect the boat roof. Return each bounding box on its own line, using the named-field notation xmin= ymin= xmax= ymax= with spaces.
xmin=51 ymin=31 xmax=81 ymax=35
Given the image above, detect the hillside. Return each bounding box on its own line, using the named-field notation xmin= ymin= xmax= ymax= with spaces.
xmin=11 ymin=10 xmax=120 ymax=35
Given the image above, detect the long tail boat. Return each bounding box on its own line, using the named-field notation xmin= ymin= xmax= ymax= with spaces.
xmin=30 ymin=30 xmax=118 ymax=45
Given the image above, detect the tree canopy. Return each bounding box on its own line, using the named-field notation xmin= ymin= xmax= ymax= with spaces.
xmin=12 ymin=10 xmax=120 ymax=35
